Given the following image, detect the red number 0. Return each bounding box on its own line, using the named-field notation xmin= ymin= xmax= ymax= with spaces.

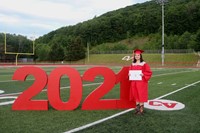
xmin=48 ymin=67 xmax=82 ymax=110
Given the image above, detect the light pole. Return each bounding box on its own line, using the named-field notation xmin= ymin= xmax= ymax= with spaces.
xmin=156 ymin=0 xmax=168 ymax=66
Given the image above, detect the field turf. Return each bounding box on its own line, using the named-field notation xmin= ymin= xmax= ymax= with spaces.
xmin=0 ymin=65 xmax=200 ymax=133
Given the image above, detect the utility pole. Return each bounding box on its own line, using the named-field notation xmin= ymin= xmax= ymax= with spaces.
xmin=156 ymin=0 xmax=168 ymax=66
xmin=87 ymin=42 xmax=90 ymax=63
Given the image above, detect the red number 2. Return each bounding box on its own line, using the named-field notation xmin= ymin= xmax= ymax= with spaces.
xmin=12 ymin=67 xmax=48 ymax=110
xmin=82 ymin=67 xmax=117 ymax=110
xmin=82 ymin=67 xmax=135 ymax=110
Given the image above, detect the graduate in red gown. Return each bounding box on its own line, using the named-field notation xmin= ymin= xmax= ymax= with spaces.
xmin=129 ymin=49 xmax=152 ymax=115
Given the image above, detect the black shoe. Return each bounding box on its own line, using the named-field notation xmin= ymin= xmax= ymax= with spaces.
xmin=134 ymin=104 xmax=140 ymax=115
xmin=139 ymin=105 xmax=144 ymax=115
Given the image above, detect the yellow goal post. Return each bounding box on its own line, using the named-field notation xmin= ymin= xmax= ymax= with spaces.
xmin=4 ymin=32 xmax=35 ymax=65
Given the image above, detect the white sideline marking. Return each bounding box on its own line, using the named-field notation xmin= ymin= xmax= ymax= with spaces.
xmin=185 ymin=84 xmax=196 ymax=86
xmin=64 ymin=80 xmax=200 ymax=133
xmin=65 ymin=108 xmax=133 ymax=133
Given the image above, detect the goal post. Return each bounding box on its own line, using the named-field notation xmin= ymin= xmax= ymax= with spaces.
xmin=4 ymin=32 xmax=35 ymax=65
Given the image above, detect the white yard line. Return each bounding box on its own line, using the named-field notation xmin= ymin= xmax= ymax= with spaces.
xmin=64 ymin=80 xmax=200 ymax=133
xmin=0 ymin=69 xmax=197 ymax=97
xmin=0 ymin=79 xmax=34 ymax=83
xmin=0 ymin=69 xmax=196 ymax=97
xmin=0 ymin=82 xmax=102 ymax=97
xmin=154 ymin=80 xmax=200 ymax=100
xmin=153 ymin=70 xmax=197 ymax=77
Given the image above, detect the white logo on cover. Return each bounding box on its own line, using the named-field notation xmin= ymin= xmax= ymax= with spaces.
xmin=144 ymin=99 xmax=185 ymax=111
xmin=122 ymin=56 xmax=133 ymax=61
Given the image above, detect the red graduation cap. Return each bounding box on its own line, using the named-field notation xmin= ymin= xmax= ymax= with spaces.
xmin=133 ymin=49 xmax=144 ymax=54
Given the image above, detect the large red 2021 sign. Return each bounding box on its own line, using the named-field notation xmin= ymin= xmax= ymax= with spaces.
xmin=12 ymin=66 xmax=135 ymax=111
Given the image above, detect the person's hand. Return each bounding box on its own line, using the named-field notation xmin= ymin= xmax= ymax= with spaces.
xmin=140 ymin=73 xmax=144 ymax=76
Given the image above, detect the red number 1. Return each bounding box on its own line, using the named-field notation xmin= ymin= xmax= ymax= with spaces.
xmin=116 ymin=66 xmax=135 ymax=109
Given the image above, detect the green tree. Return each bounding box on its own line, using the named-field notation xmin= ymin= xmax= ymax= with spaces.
xmin=65 ymin=36 xmax=86 ymax=61
xmin=165 ymin=34 xmax=179 ymax=49
xmin=35 ymin=43 xmax=50 ymax=61
xmin=195 ymin=29 xmax=200 ymax=51
xmin=178 ymin=31 xmax=191 ymax=49
xmin=142 ymin=33 xmax=161 ymax=50
xmin=49 ymin=42 xmax=65 ymax=61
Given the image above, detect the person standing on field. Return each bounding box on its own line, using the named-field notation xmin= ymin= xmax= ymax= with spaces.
xmin=129 ymin=49 xmax=152 ymax=115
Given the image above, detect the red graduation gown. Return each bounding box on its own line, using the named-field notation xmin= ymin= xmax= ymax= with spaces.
xmin=129 ymin=62 xmax=152 ymax=102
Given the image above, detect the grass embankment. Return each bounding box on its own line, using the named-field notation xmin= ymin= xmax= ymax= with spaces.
xmin=2 ymin=53 xmax=198 ymax=68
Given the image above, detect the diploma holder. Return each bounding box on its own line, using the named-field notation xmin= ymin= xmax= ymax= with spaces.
xmin=129 ymin=70 xmax=142 ymax=80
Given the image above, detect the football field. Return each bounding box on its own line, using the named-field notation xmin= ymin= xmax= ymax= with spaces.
xmin=0 ymin=65 xmax=200 ymax=133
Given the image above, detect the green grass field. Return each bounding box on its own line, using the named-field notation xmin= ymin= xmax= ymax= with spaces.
xmin=0 ymin=65 xmax=200 ymax=133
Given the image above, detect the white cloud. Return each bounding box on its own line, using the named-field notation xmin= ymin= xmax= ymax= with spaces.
xmin=0 ymin=0 xmax=149 ymax=38
xmin=30 ymin=23 xmax=56 ymax=30
xmin=0 ymin=13 xmax=20 ymax=24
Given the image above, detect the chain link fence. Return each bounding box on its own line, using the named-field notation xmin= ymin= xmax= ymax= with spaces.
xmin=90 ymin=49 xmax=195 ymax=54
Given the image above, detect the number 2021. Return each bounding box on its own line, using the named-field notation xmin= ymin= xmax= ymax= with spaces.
xmin=12 ymin=66 xmax=135 ymax=111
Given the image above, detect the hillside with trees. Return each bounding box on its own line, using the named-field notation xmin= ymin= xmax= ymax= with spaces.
xmin=1 ymin=0 xmax=200 ymax=62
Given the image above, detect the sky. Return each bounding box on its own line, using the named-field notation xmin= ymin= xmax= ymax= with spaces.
xmin=0 ymin=0 xmax=150 ymax=39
